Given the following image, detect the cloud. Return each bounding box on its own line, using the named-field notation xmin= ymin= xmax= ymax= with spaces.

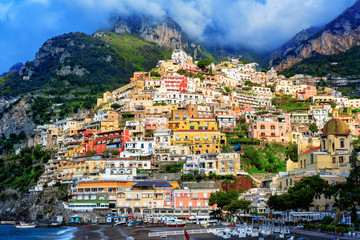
xmin=0 ymin=0 xmax=356 ymax=73
xmin=0 ymin=2 xmax=13 ymax=21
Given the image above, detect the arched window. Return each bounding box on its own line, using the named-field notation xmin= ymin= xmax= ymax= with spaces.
xmin=340 ymin=139 xmax=345 ymax=148
xmin=184 ymin=135 xmax=189 ymax=140
xmin=147 ymin=109 xmax=150 ymax=113
xmin=229 ymin=167 xmax=234 ymax=172
xmin=154 ymin=109 xmax=158 ymax=113
xmin=271 ymin=133 xmax=275 ymax=137
xmin=261 ymin=132 xmax=265 ymax=137
xmin=228 ymin=161 xmax=234 ymax=165
xmin=221 ymin=161 xmax=225 ymax=165
xmin=261 ymin=125 xmax=265 ymax=129
xmin=271 ymin=125 xmax=275 ymax=130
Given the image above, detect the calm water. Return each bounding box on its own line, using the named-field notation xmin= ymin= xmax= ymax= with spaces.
xmin=0 ymin=225 xmax=76 ymax=240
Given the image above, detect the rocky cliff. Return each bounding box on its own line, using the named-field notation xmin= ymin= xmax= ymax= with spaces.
xmin=0 ymin=186 xmax=69 ymax=221
xmin=273 ymin=0 xmax=360 ymax=71
xmin=0 ymin=99 xmax=35 ymax=139
xmin=111 ymin=15 xmax=185 ymax=50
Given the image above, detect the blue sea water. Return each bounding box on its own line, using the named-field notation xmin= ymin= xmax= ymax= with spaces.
xmin=0 ymin=225 xmax=76 ymax=240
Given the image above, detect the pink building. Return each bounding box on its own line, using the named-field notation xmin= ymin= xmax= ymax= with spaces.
xmin=181 ymin=61 xmax=200 ymax=73
xmin=293 ymin=85 xmax=317 ymax=100
xmin=249 ymin=115 xmax=291 ymax=143
xmin=173 ymin=189 xmax=218 ymax=210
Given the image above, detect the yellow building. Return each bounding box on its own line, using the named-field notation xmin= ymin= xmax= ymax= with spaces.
xmin=168 ymin=118 xmax=226 ymax=154
xmin=158 ymin=60 xmax=180 ymax=75
xmin=116 ymin=181 xmax=174 ymax=216
xmin=97 ymin=91 xmax=112 ymax=106
xmin=59 ymin=159 xmax=107 ymax=181
xmin=287 ymin=118 xmax=359 ymax=175
xmin=68 ymin=180 xmax=134 ymax=211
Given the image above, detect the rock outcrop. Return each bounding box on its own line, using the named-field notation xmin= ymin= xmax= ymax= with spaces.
xmin=111 ymin=15 xmax=186 ymax=50
xmin=0 ymin=99 xmax=35 ymax=139
xmin=273 ymin=0 xmax=360 ymax=71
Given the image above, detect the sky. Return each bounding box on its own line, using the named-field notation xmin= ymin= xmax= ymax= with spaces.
xmin=0 ymin=0 xmax=356 ymax=73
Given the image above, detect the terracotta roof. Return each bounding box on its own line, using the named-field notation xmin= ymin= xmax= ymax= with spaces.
xmin=300 ymin=146 xmax=320 ymax=156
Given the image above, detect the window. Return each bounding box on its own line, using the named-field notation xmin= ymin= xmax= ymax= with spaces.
xmin=221 ymin=161 xmax=225 ymax=165
xmin=340 ymin=139 xmax=345 ymax=148
xmin=261 ymin=125 xmax=265 ymax=129
xmin=332 ymin=157 xmax=336 ymax=163
xmin=220 ymin=168 xmax=225 ymax=172
xmin=228 ymin=161 xmax=234 ymax=165
xmin=339 ymin=156 xmax=344 ymax=163
xmin=271 ymin=125 xmax=275 ymax=130
xmin=229 ymin=167 xmax=234 ymax=172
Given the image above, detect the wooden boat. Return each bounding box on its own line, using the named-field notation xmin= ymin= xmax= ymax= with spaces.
xmin=15 ymin=221 xmax=36 ymax=228
xmin=167 ymin=220 xmax=186 ymax=227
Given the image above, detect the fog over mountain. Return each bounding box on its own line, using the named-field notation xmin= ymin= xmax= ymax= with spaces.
xmin=0 ymin=0 xmax=355 ymax=73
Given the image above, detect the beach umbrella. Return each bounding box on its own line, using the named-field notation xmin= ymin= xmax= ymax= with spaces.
xmin=128 ymin=215 xmax=133 ymax=218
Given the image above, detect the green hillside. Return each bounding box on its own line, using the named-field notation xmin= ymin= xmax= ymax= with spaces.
xmin=0 ymin=32 xmax=172 ymax=123
xmin=281 ymin=45 xmax=360 ymax=78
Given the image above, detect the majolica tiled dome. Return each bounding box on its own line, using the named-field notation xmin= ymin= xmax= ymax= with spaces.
xmin=322 ymin=118 xmax=350 ymax=137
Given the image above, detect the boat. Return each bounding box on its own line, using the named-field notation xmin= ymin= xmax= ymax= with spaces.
xmin=15 ymin=221 xmax=37 ymax=228
xmin=167 ymin=220 xmax=186 ymax=227
xmin=113 ymin=219 xmax=126 ymax=227
xmin=128 ymin=220 xmax=143 ymax=226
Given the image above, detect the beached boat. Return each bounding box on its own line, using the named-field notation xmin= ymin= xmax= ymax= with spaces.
xmin=167 ymin=220 xmax=186 ymax=227
xmin=15 ymin=221 xmax=37 ymax=228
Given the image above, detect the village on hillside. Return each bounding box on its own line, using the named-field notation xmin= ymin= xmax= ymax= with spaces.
xmin=28 ymin=50 xmax=360 ymax=226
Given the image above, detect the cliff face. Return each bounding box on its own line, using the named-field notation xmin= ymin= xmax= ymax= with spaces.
xmin=0 ymin=99 xmax=35 ymax=139
xmin=273 ymin=0 xmax=360 ymax=71
xmin=111 ymin=15 xmax=186 ymax=50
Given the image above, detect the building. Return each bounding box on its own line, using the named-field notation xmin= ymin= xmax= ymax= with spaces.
xmin=116 ymin=181 xmax=173 ymax=216
xmin=249 ymin=115 xmax=290 ymax=143
xmin=288 ymin=118 xmax=359 ymax=174
xmin=216 ymin=153 xmax=241 ymax=175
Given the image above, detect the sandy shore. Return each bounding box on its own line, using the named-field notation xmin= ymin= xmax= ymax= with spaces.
xmin=69 ymin=224 xmax=356 ymax=240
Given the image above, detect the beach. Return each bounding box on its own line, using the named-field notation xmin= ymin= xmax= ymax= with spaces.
xmin=67 ymin=223 xmax=358 ymax=240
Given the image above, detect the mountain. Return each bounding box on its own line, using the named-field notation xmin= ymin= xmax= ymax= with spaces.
xmin=280 ymin=45 xmax=360 ymax=78
xmin=0 ymin=62 xmax=24 ymax=77
xmin=110 ymin=15 xmax=215 ymax=61
xmin=270 ymin=26 xmax=322 ymax=61
xmin=0 ymin=31 xmax=172 ymax=127
xmin=272 ymin=0 xmax=360 ymax=71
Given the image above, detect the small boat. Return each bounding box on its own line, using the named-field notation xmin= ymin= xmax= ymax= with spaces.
xmin=167 ymin=220 xmax=186 ymax=227
xmin=15 ymin=221 xmax=37 ymax=228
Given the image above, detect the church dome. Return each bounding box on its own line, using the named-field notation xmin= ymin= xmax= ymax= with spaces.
xmin=322 ymin=118 xmax=350 ymax=137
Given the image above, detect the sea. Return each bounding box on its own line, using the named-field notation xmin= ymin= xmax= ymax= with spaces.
xmin=0 ymin=225 xmax=76 ymax=240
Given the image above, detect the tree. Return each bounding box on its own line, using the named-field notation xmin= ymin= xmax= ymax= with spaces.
xmin=309 ymin=123 xmax=319 ymax=134
xmin=111 ymin=103 xmax=122 ymax=109
xmin=197 ymin=59 xmax=211 ymax=69
xmin=209 ymin=190 xmax=239 ymax=213
xmin=223 ymin=199 xmax=251 ymax=213
xmin=268 ymin=175 xmax=331 ymax=211
xmin=334 ymin=150 xmax=360 ymax=220
xmin=224 ymin=87 xmax=230 ymax=93
xmin=285 ymin=142 xmax=298 ymax=162
xmin=150 ymin=71 xmax=160 ymax=77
